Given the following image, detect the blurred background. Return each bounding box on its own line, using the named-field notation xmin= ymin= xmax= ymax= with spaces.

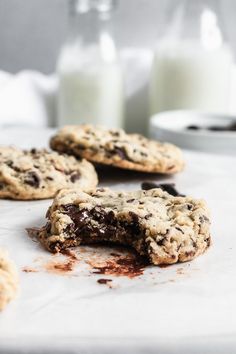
xmin=1 ymin=0 xmax=236 ymax=73
xmin=1 ymin=0 xmax=236 ymax=154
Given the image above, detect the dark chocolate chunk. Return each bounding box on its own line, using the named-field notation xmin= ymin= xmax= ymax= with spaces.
xmin=186 ymin=122 xmax=236 ymax=132
xmin=24 ymin=171 xmax=40 ymax=188
xmin=62 ymin=204 xmax=143 ymax=246
xmin=186 ymin=125 xmax=201 ymax=130
xmin=141 ymin=182 xmax=185 ymax=197
xmin=208 ymin=122 xmax=236 ymax=132
xmin=113 ymin=147 xmax=132 ymax=161
xmin=127 ymin=199 xmax=135 ymax=203
xmin=129 ymin=211 xmax=139 ymax=223
xmin=6 ymin=160 xmax=21 ymax=172
xmin=144 ymin=213 xmax=153 ymax=220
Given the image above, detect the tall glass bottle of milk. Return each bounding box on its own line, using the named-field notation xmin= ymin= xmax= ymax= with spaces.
xmin=150 ymin=0 xmax=234 ymax=115
xmin=57 ymin=0 xmax=124 ymax=128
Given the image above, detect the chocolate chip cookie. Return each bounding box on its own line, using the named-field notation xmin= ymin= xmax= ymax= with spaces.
xmin=0 ymin=147 xmax=98 ymax=200
xmin=50 ymin=125 xmax=184 ymax=174
xmin=36 ymin=187 xmax=211 ymax=265
xmin=0 ymin=249 xmax=18 ymax=311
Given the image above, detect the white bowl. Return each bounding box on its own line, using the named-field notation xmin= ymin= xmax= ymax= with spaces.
xmin=149 ymin=110 xmax=236 ymax=155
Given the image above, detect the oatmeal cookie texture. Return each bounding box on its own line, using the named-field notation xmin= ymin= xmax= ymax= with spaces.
xmin=50 ymin=125 xmax=184 ymax=174
xmin=37 ymin=188 xmax=211 ymax=265
xmin=0 ymin=147 xmax=98 ymax=200
xmin=0 ymin=249 xmax=18 ymax=311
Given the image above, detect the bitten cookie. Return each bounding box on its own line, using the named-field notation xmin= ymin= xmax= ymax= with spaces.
xmin=0 ymin=147 xmax=98 ymax=200
xmin=50 ymin=125 xmax=184 ymax=174
xmin=0 ymin=249 xmax=18 ymax=311
xmin=36 ymin=187 xmax=211 ymax=265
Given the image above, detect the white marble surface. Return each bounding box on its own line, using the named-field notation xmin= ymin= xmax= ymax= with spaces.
xmin=0 ymin=128 xmax=236 ymax=354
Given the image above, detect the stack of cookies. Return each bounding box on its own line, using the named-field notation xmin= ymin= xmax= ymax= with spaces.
xmin=0 ymin=124 xmax=211 ymax=310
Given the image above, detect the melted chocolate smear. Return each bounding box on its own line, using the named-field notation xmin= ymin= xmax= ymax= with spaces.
xmin=52 ymin=261 xmax=74 ymax=272
xmin=61 ymin=249 xmax=78 ymax=261
xmin=97 ymin=278 xmax=112 ymax=284
xmin=90 ymin=254 xmax=148 ymax=278
xmin=141 ymin=182 xmax=185 ymax=197
xmin=44 ymin=259 xmax=75 ymax=274
xmin=158 ymin=264 xmax=172 ymax=268
xmin=44 ymin=249 xmax=79 ymax=275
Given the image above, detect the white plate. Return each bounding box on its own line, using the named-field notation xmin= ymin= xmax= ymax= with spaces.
xmin=149 ymin=110 xmax=236 ymax=155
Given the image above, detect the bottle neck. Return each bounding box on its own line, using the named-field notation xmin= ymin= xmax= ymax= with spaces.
xmin=67 ymin=0 xmax=117 ymax=62
xmin=164 ymin=0 xmax=225 ymax=50
xmin=69 ymin=0 xmax=115 ymax=43
xmin=71 ymin=10 xmax=111 ymax=43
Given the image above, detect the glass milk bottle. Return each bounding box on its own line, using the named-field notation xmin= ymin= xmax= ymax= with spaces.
xmin=150 ymin=0 xmax=234 ymax=115
xmin=57 ymin=0 xmax=124 ymax=128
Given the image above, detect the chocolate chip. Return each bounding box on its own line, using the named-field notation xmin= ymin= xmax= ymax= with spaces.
xmin=70 ymin=171 xmax=81 ymax=183
xmin=110 ymin=131 xmax=120 ymax=137
xmin=76 ymin=144 xmax=86 ymax=150
xmin=129 ymin=211 xmax=139 ymax=223
xmin=62 ymin=205 xmax=143 ymax=246
xmin=0 ymin=182 xmax=5 ymax=190
xmin=141 ymin=182 xmax=185 ymax=197
xmin=114 ymin=147 xmax=132 ymax=161
xmin=30 ymin=148 xmax=37 ymax=154
xmin=6 ymin=160 xmax=13 ymax=167
xmin=127 ymin=199 xmax=135 ymax=203
xmin=144 ymin=213 xmax=153 ymax=220
xmin=209 ymin=124 xmax=236 ymax=131
xmin=206 ymin=237 xmax=211 ymax=247
xmin=187 ymin=122 xmax=236 ymax=132
xmin=140 ymin=152 xmax=147 ymax=157
xmin=156 ymin=238 xmax=165 ymax=246
xmin=6 ymin=160 xmax=20 ymax=172
xmin=187 ymin=125 xmax=200 ymax=130
xmin=46 ymin=176 xmax=54 ymax=181
xmin=184 ymin=251 xmax=195 ymax=257
xmin=199 ymin=215 xmax=210 ymax=223
xmin=24 ymin=171 xmax=40 ymax=188
xmin=176 ymin=227 xmax=184 ymax=234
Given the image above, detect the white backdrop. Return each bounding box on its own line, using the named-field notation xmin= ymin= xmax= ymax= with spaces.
xmin=0 ymin=0 xmax=236 ymax=74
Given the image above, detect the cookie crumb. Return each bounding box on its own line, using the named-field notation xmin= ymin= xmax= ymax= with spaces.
xmin=22 ymin=267 xmax=38 ymax=273
xmin=97 ymin=278 xmax=112 ymax=284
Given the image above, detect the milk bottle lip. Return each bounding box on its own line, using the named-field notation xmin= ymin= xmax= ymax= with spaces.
xmin=149 ymin=110 xmax=236 ymax=155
